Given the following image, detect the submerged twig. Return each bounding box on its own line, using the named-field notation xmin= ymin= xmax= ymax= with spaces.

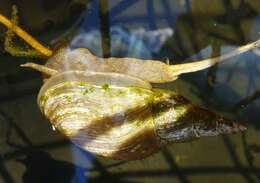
xmin=229 ymin=90 xmax=260 ymax=112
xmin=0 ymin=8 xmax=53 ymax=57
xmin=4 ymin=6 xmax=46 ymax=58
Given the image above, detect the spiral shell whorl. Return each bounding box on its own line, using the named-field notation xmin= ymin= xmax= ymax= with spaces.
xmin=151 ymin=89 xmax=246 ymax=143
xmin=38 ymin=71 xmax=161 ymax=160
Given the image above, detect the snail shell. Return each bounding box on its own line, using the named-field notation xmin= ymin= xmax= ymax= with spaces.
xmin=38 ymin=70 xmax=245 ymax=160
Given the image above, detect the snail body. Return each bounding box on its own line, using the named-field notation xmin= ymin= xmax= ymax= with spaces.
xmin=38 ymin=69 xmax=244 ymax=160
xmin=45 ymin=48 xmax=179 ymax=83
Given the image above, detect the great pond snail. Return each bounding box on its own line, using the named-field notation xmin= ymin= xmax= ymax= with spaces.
xmin=1 ymin=6 xmax=259 ymax=160
xmin=32 ymin=48 xmax=248 ymax=160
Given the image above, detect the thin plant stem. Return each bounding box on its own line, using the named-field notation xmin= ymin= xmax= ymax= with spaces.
xmin=0 ymin=13 xmax=53 ymax=57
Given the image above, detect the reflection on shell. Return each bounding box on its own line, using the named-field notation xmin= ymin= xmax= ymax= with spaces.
xmin=38 ymin=71 xmax=246 ymax=160
xmin=38 ymin=71 xmax=161 ymax=160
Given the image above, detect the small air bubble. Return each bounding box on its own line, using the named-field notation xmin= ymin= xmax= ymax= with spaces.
xmin=241 ymin=105 xmax=246 ymax=108
xmin=52 ymin=125 xmax=56 ymax=131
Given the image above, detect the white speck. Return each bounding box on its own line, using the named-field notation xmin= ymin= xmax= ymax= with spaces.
xmin=214 ymin=23 xmax=217 ymax=26
xmin=52 ymin=125 xmax=56 ymax=131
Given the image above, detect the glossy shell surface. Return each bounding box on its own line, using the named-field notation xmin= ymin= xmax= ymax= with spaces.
xmin=37 ymin=71 xmax=245 ymax=160
xmin=38 ymin=71 xmax=161 ymax=160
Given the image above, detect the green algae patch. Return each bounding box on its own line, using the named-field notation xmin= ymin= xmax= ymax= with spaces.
xmin=102 ymin=83 xmax=110 ymax=91
xmin=65 ymin=96 xmax=72 ymax=103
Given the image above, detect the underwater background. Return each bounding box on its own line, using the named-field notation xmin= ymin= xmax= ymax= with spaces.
xmin=0 ymin=0 xmax=259 ymax=182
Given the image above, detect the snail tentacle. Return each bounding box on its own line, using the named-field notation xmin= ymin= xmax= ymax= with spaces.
xmin=21 ymin=62 xmax=58 ymax=76
xmin=169 ymin=38 xmax=260 ymax=76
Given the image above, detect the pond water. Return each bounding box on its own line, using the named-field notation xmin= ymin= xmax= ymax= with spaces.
xmin=0 ymin=0 xmax=259 ymax=183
